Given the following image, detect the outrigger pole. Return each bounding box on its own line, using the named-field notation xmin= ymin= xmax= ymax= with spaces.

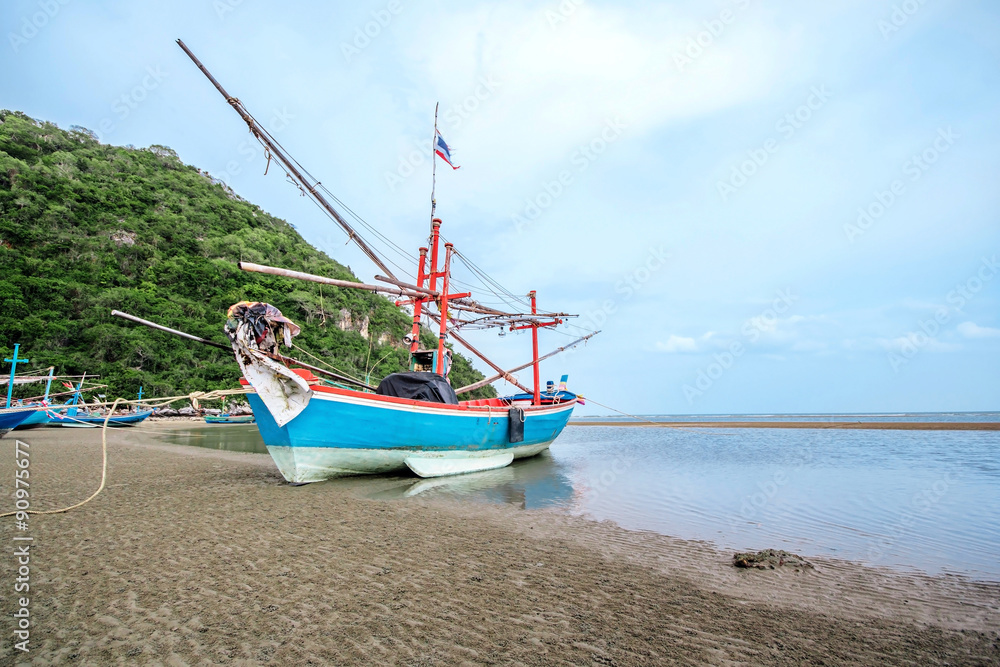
xmin=237 ymin=262 xmax=427 ymax=300
xmin=110 ymin=310 xmax=376 ymax=391
xmin=175 ymin=39 xmax=397 ymax=280
xmin=454 ymin=331 xmax=599 ymax=395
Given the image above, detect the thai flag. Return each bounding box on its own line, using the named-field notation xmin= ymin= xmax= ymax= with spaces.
xmin=435 ymin=130 xmax=460 ymax=169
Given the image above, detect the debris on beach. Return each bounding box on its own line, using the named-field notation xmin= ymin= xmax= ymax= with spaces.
xmin=733 ymin=549 xmax=813 ymax=570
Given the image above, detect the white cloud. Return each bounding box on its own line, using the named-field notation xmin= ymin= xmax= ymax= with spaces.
xmin=395 ymin=2 xmax=800 ymax=193
xmin=656 ymin=335 xmax=699 ymax=353
xmin=957 ymin=321 xmax=1000 ymax=339
xmin=878 ymin=336 xmax=961 ymax=354
xmin=655 ymin=331 xmax=716 ymax=353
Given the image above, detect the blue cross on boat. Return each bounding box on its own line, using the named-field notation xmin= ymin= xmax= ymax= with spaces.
xmin=1 ymin=344 xmax=40 ymax=436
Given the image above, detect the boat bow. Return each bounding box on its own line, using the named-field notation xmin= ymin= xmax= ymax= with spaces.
xmin=225 ymin=302 xmax=311 ymax=427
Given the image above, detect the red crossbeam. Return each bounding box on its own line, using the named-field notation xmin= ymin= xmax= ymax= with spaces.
xmin=510 ymin=320 xmax=562 ymax=331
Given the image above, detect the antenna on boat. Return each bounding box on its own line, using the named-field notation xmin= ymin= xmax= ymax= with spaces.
xmin=430 ymin=102 xmax=439 ymax=233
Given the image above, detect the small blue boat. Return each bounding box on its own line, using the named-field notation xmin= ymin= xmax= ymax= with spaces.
xmin=2 ymin=344 xmax=47 ymax=433
xmin=10 ymin=369 xmax=97 ymax=429
xmin=204 ymin=414 xmax=256 ymax=424
xmin=16 ymin=407 xmax=51 ymax=428
xmin=47 ymin=409 xmax=154 ymax=427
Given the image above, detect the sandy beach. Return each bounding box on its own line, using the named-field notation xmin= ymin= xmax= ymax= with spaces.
xmin=2 ymin=425 xmax=998 ymax=665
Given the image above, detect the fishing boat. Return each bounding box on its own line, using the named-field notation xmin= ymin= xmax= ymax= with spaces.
xmin=204 ymin=414 xmax=256 ymax=424
xmin=115 ymin=42 xmax=598 ymax=482
xmin=2 ymin=347 xmax=117 ymax=429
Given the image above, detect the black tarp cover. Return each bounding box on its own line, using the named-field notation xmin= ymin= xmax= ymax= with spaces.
xmin=375 ymin=372 xmax=459 ymax=405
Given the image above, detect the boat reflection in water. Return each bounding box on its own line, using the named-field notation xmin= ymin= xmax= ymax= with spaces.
xmin=156 ymin=425 xmax=270 ymax=455
xmin=361 ymin=450 xmax=575 ymax=510
xmin=147 ymin=423 xmax=577 ymax=509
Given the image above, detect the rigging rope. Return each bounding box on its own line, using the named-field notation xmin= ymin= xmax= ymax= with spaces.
xmin=290 ymin=344 xmax=369 ymax=387
xmin=576 ymin=396 xmax=685 ymax=429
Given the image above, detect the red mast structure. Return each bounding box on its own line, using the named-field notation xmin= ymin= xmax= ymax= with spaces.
xmin=510 ymin=291 xmax=562 ymax=404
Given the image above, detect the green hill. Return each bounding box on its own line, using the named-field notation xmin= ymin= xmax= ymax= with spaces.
xmin=0 ymin=110 xmax=494 ymax=402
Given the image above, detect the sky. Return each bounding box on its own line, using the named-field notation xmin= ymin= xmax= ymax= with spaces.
xmin=2 ymin=0 xmax=998 ymax=415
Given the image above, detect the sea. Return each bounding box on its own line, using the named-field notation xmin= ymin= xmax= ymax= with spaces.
xmin=162 ymin=412 xmax=1000 ymax=580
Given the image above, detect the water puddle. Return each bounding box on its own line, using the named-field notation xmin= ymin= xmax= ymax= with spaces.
xmin=154 ymin=424 xmax=269 ymax=454
xmin=350 ymin=451 xmax=576 ymax=510
xmin=145 ymin=421 xmax=1000 ymax=579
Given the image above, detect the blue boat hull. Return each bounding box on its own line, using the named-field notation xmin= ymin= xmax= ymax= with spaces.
xmin=247 ymin=390 xmax=575 ymax=482
xmin=0 ymin=409 xmax=36 ymax=437
xmin=16 ymin=408 xmax=51 ymax=428
xmin=205 ymin=414 xmax=256 ymax=424
xmin=47 ymin=409 xmax=154 ymax=427
xmin=16 ymin=399 xmax=84 ymax=428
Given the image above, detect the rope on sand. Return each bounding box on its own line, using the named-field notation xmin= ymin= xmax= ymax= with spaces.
xmin=0 ymin=388 xmax=250 ymax=518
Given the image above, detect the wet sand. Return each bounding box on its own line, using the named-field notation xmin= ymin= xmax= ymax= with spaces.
xmin=2 ymin=425 xmax=998 ymax=665
xmin=571 ymin=421 xmax=1000 ymax=430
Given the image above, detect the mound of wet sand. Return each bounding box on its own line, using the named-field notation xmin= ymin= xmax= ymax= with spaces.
xmin=1 ymin=426 xmax=998 ymax=665
xmin=733 ymin=549 xmax=813 ymax=570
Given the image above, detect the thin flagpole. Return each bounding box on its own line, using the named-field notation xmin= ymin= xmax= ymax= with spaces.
xmin=430 ymin=102 xmax=438 ymax=232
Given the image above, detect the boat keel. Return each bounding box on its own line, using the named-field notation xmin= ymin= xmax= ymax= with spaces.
xmin=404 ymin=452 xmax=515 ymax=478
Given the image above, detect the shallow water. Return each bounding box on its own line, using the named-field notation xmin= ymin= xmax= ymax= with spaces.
xmin=156 ymin=424 xmax=269 ymax=454
xmin=154 ymin=420 xmax=1000 ymax=580
xmin=573 ymin=411 xmax=1000 ymax=423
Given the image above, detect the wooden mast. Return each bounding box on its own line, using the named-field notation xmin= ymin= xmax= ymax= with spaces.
xmin=237 ymin=262 xmax=424 ymax=299
xmin=430 ymin=103 xmax=439 ymax=228
xmin=175 ymin=39 xmax=396 ymax=280
xmin=110 ymin=310 xmax=375 ymax=390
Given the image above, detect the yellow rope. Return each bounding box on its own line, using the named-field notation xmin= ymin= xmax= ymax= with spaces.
xmin=0 ymin=388 xmax=251 ymax=519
